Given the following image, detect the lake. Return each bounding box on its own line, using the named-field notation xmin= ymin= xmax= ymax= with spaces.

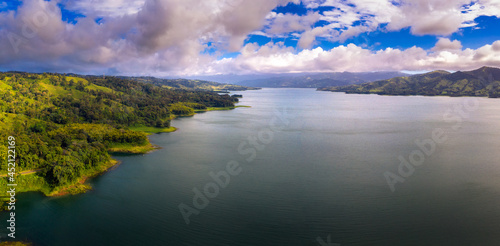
xmin=2 ymin=88 xmax=500 ymax=245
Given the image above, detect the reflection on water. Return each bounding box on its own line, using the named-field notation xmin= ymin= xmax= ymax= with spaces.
xmin=2 ymin=89 xmax=500 ymax=246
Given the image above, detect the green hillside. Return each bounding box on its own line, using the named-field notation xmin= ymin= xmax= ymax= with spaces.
xmin=321 ymin=67 xmax=500 ymax=98
xmin=0 ymin=72 xmax=239 ymax=202
xmin=122 ymin=76 xmax=260 ymax=91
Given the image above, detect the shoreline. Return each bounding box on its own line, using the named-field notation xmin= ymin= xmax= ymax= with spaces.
xmin=1 ymin=104 xmax=249 ymax=202
xmin=320 ymin=90 xmax=500 ymax=99
xmin=48 ymin=104 xmax=252 ymax=196
xmin=47 ymin=159 xmax=121 ymax=197
xmin=0 ymin=242 xmax=32 ymax=246
xmin=0 ymin=136 xmax=156 ymax=205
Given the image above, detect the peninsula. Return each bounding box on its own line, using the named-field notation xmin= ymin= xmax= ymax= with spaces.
xmin=0 ymin=72 xmax=248 ymax=206
xmin=320 ymin=67 xmax=500 ymax=98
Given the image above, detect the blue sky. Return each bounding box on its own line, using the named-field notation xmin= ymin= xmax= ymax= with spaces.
xmin=0 ymin=0 xmax=500 ymax=76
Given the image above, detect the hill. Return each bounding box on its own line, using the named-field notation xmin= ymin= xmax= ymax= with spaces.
xmin=185 ymin=74 xmax=275 ymax=84
xmin=321 ymin=67 xmax=500 ymax=98
xmin=0 ymin=72 xmax=239 ymax=202
xmin=121 ymin=76 xmax=260 ymax=91
xmin=235 ymin=72 xmax=406 ymax=88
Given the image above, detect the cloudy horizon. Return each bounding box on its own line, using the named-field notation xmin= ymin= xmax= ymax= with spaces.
xmin=1 ymin=0 xmax=500 ymax=76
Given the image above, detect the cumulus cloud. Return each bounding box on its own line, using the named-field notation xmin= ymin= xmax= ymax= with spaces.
xmin=0 ymin=0 xmax=297 ymax=75
xmin=208 ymin=40 xmax=500 ymax=74
xmin=385 ymin=0 xmax=459 ymax=35
xmin=432 ymin=38 xmax=463 ymax=52
xmin=298 ymin=24 xmax=339 ymax=48
xmin=298 ymin=0 xmax=500 ymax=47
xmin=0 ymin=0 xmax=500 ymax=76
xmin=265 ymin=12 xmax=321 ymax=36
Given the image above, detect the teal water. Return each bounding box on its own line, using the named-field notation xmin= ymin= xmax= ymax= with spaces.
xmin=2 ymin=88 xmax=500 ymax=245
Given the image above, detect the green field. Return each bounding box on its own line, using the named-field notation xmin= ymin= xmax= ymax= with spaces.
xmin=128 ymin=125 xmax=177 ymax=134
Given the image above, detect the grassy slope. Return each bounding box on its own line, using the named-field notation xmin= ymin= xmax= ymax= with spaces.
xmin=128 ymin=125 xmax=177 ymax=134
xmin=126 ymin=77 xmax=259 ymax=91
xmin=323 ymin=67 xmax=500 ymax=97
xmin=0 ymin=73 xmax=242 ymax=203
xmin=0 ymin=75 xmax=169 ymax=199
xmin=108 ymin=142 xmax=158 ymax=154
xmin=194 ymin=105 xmax=251 ymax=112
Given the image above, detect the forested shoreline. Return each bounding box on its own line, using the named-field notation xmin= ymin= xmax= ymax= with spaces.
xmin=320 ymin=67 xmax=500 ymax=97
xmin=0 ymin=72 xmax=240 ymax=206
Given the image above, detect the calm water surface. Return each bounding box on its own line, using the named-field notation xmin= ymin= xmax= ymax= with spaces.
xmin=2 ymin=88 xmax=500 ymax=245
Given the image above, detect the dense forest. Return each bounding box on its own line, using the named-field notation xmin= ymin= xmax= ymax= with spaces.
xmin=120 ymin=76 xmax=259 ymax=91
xmin=0 ymin=72 xmax=239 ymax=200
xmin=321 ymin=67 xmax=500 ymax=97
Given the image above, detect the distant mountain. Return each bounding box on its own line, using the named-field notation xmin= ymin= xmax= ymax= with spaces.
xmin=320 ymin=67 xmax=500 ymax=98
xmin=235 ymin=72 xmax=407 ymax=88
xmin=184 ymin=74 xmax=276 ymax=84
xmin=120 ymin=76 xmax=260 ymax=91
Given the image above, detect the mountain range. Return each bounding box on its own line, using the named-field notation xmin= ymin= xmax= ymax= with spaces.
xmin=320 ymin=67 xmax=500 ymax=98
xmin=234 ymin=72 xmax=407 ymax=88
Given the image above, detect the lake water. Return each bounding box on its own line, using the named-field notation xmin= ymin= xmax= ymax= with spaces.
xmin=2 ymin=88 xmax=500 ymax=246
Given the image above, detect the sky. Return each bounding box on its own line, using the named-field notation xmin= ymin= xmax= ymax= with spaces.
xmin=0 ymin=0 xmax=500 ymax=76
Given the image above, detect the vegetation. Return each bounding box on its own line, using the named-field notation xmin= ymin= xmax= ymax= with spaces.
xmin=128 ymin=125 xmax=177 ymax=134
xmin=121 ymin=76 xmax=259 ymax=91
xmin=108 ymin=142 xmax=157 ymax=154
xmin=0 ymin=72 xmax=239 ymax=201
xmin=0 ymin=241 xmax=32 ymax=246
xmin=321 ymin=67 xmax=500 ymax=98
xmin=237 ymin=71 xmax=406 ymax=88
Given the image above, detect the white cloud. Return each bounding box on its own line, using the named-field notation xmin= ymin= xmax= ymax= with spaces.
xmin=386 ymin=0 xmax=470 ymax=35
xmin=1 ymin=0 xmax=500 ymax=76
xmin=296 ymin=0 xmax=500 ymax=47
xmin=207 ymin=40 xmax=500 ymax=74
xmin=265 ymin=12 xmax=321 ymax=36
xmin=432 ymin=38 xmax=463 ymax=52
xmin=298 ymin=24 xmax=338 ymax=48
xmin=0 ymin=0 xmax=297 ymax=75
